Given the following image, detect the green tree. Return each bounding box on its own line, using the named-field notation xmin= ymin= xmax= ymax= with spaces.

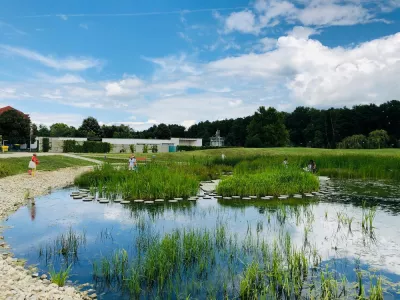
xmin=50 ymin=123 xmax=75 ymax=137
xmin=38 ymin=124 xmax=50 ymax=137
xmin=78 ymin=117 xmax=101 ymax=137
xmin=368 ymin=130 xmax=389 ymax=149
xmin=246 ymin=107 xmax=289 ymax=147
xmin=155 ymin=123 xmax=171 ymax=139
xmin=337 ymin=134 xmax=367 ymax=149
xmin=0 ymin=109 xmax=31 ymax=144
xmin=168 ymin=124 xmax=186 ymax=137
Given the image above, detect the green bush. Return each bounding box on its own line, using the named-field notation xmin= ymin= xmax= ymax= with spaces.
xmin=129 ymin=144 xmax=136 ymax=153
xmin=42 ymin=138 xmax=51 ymax=152
xmin=63 ymin=140 xmax=111 ymax=153
xmin=62 ymin=140 xmax=77 ymax=153
xmin=143 ymin=144 xmax=148 ymax=153
xmin=151 ymin=145 xmax=158 ymax=153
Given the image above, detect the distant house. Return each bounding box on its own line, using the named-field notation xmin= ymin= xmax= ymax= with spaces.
xmin=0 ymin=106 xmax=29 ymax=119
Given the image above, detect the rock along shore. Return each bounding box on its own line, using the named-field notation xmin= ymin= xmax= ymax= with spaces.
xmin=0 ymin=167 xmax=95 ymax=300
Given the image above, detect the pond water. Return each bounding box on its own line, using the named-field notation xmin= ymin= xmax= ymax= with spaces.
xmin=3 ymin=179 xmax=400 ymax=299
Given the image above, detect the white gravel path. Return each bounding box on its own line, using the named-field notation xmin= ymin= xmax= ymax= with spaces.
xmin=0 ymin=167 xmax=96 ymax=300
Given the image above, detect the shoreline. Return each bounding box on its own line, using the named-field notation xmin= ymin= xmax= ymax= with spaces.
xmin=0 ymin=167 xmax=95 ymax=300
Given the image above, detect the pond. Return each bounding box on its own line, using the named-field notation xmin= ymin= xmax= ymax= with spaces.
xmin=3 ymin=178 xmax=400 ymax=299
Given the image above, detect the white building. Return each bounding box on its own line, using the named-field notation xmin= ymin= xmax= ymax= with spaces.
xmin=37 ymin=137 xmax=202 ymax=153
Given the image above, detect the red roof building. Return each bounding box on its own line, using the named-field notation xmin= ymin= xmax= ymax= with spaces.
xmin=0 ymin=106 xmax=29 ymax=118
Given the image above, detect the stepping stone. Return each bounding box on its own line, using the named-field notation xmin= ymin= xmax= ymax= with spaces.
xmin=85 ymin=196 xmax=95 ymax=199
xmin=278 ymin=196 xmax=288 ymax=199
xmin=120 ymin=201 xmax=131 ymax=204
xmin=311 ymin=192 xmax=319 ymax=195
xmin=70 ymin=192 xmax=80 ymax=197
xmin=174 ymin=198 xmax=183 ymax=201
xmin=134 ymin=199 xmax=144 ymax=203
xmin=168 ymin=200 xmax=178 ymax=203
xmin=232 ymin=196 xmax=241 ymax=199
xmin=97 ymin=198 xmax=107 ymax=202
xmin=99 ymin=199 xmax=109 ymax=204
xmin=188 ymin=198 xmax=197 ymax=201
xmin=113 ymin=198 xmax=122 ymax=203
xmin=305 ymin=194 xmax=314 ymax=197
xmin=82 ymin=198 xmax=93 ymax=202
xmin=249 ymin=196 xmax=257 ymax=199
xmin=214 ymin=195 xmax=222 ymax=198
xmin=203 ymin=196 xmax=211 ymax=199
xmin=155 ymin=199 xmax=165 ymax=202
xmin=242 ymin=197 xmax=251 ymax=200
xmin=144 ymin=201 xmax=154 ymax=204
xmin=280 ymin=195 xmax=289 ymax=198
xmin=293 ymin=194 xmax=302 ymax=199
xmin=72 ymin=196 xmax=83 ymax=200
xmin=260 ymin=196 xmax=272 ymax=200
xmin=223 ymin=197 xmax=232 ymax=200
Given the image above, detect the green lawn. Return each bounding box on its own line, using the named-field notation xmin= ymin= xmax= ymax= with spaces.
xmin=0 ymin=156 xmax=95 ymax=178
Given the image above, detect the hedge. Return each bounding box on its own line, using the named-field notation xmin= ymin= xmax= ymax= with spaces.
xmin=176 ymin=145 xmax=229 ymax=152
xmin=42 ymin=138 xmax=51 ymax=152
xmin=63 ymin=140 xmax=111 ymax=153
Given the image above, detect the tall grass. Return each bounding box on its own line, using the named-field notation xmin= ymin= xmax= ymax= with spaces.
xmin=74 ymin=163 xmax=200 ymax=200
xmin=217 ymin=166 xmax=319 ymax=196
xmin=49 ymin=264 xmax=72 ymax=287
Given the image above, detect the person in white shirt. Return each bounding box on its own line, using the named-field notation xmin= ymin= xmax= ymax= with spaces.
xmin=128 ymin=155 xmax=137 ymax=171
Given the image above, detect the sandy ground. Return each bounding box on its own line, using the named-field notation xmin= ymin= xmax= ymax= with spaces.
xmin=0 ymin=167 xmax=96 ymax=300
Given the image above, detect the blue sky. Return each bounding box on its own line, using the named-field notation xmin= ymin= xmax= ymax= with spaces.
xmin=0 ymin=0 xmax=399 ymax=130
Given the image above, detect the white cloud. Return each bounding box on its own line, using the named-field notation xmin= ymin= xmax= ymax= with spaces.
xmin=37 ymin=73 xmax=85 ymax=84
xmin=79 ymin=23 xmax=89 ymax=30
xmin=0 ymin=21 xmax=27 ymax=35
xmin=223 ymin=0 xmax=388 ymax=34
xmin=287 ymin=26 xmax=319 ymax=39
xmin=30 ymin=112 xmax=84 ymax=127
xmin=225 ymin=10 xmax=259 ymax=34
xmin=2 ymin=32 xmax=400 ymax=126
xmin=259 ymin=37 xmax=277 ymax=51
xmin=0 ymin=45 xmax=101 ymax=71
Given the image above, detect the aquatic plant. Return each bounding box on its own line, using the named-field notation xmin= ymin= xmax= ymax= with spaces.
xmin=216 ymin=167 xmax=319 ymax=196
xmin=74 ymin=163 xmax=199 ymax=200
xmin=49 ymin=264 xmax=72 ymax=287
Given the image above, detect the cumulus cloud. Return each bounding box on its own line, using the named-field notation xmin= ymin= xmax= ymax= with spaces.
xmin=0 ymin=45 xmax=101 ymax=71
xmin=30 ymin=112 xmax=85 ymax=127
xmin=1 ymin=32 xmax=400 ymax=127
xmin=223 ymin=0 xmax=390 ymax=34
xmin=225 ymin=10 xmax=260 ymax=34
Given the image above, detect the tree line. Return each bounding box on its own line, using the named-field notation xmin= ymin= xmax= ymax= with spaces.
xmin=1 ymin=100 xmax=399 ymax=149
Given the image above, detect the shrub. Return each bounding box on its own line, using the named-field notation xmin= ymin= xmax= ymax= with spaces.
xmin=143 ymin=144 xmax=148 ymax=153
xmin=151 ymin=145 xmax=158 ymax=153
xmin=62 ymin=140 xmax=77 ymax=153
xmin=63 ymin=140 xmax=111 ymax=153
xmin=129 ymin=144 xmax=136 ymax=153
xmin=42 ymin=138 xmax=51 ymax=152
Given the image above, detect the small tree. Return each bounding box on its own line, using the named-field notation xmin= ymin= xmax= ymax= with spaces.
xmin=368 ymin=130 xmax=389 ymax=149
xmin=42 ymin=138 xmax=51 ymax=152
xmin=129 ymin=144 xmax=136 ymax=153
xmin=337 ymin=134 xmax=367 ymax=149
xmin=151 ymin=145 xmax=158 ymax=153
xmin=143 ymin=144 xmax=148 ymax=153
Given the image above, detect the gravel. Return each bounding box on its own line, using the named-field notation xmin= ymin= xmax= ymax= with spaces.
xmin=0 ymin=167 xmax=94 ymax=300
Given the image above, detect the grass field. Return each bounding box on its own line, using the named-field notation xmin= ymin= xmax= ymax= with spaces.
xmin=81 ymin=148 xmax=400 ymax=180
xmin=0 ymin=156 xmax=95 ymax=178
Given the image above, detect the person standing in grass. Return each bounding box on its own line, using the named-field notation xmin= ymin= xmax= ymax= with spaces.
xmin=283 ymin=158 xmax=288 ymax=168
xmin=28 ymin=153 xmax=39 ymax=176
xmin=128 ymin=155 xmax=136 ymax=171
xmin=311 ymin=160 xmax=317 ymax=173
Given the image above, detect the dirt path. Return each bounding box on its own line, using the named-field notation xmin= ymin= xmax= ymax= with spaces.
xmin=0 ymin=167 xmax=95 ymax=300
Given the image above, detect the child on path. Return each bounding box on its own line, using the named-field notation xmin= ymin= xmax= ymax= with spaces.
xmin=28 ymin=154 xmax=39 ymax=176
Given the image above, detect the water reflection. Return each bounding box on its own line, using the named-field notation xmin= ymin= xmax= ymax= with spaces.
xmin=2 ymin=179 xmax=400 ymax=299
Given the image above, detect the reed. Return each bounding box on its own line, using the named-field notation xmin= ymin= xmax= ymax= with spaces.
xmin=216 ymin=166 xmax=319 ymax=196
xmin=75 ymin=163 xmax=199 ymax=200
xmin=49 ymin=264 xmax=72 ymax=287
